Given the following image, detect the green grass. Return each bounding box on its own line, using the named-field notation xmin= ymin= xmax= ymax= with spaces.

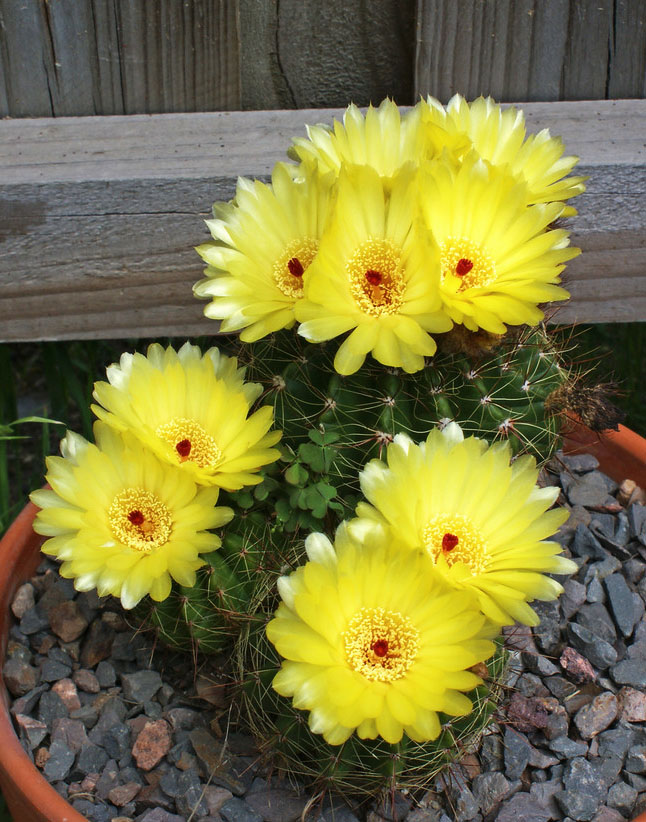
xmin=0 ymin=324 xmax=644 ymax=537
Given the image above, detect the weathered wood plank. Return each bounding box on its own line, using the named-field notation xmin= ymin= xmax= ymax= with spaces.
xmin=0 ymin=0 xmax=240 ymax=117
xmin=0 ymin=100 xmax=645 ymax=341
xmin=415 ymin=0 xmax=646 ymax=102
xmin=238 ymin=0 xmax=415 ymax=110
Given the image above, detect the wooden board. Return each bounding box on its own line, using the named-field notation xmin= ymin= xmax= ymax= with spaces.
xmin=415 ymin=0 xmax=646 ymax=103
xmin=0 ymin=0 xmax=240 ymax=117
xmin=238 ymin=0 xmax=415 ymax=109
xmin=0 ymin=100 xmax=645 ymax=341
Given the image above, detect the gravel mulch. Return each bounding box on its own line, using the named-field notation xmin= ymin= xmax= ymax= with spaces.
xmin=4 ymin=450 xmax=646 ymax=822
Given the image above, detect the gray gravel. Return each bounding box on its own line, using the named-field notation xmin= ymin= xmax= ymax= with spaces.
xmin=5 ymin=450 xmax=646 ymax=821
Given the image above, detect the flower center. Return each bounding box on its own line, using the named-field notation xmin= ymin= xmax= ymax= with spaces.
xmin=440 ymin=237 xmax=496 ymax=290
xmin=273 ymin=237 xmax=319 ymax=298
xmin=347 ymin=240 xmax=405 ymax=316
xmin=155 ymin=418 xmax=222 ymax=469
xmin=423 ymin=513 xmax=489 ymax=574
xmin=343 ymin=607 xmax=419 ymax=682
xmin=108 ymin=488 xmax=172 ymax=553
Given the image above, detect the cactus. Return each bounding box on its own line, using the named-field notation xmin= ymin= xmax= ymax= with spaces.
xmin=235 ymin=602 xmax=509 ymax=797
xmin=231 ymin=324 xmax=572 ymax=530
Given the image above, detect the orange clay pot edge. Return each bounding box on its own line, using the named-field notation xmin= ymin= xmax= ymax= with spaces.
xmin=0 ymin=501 xmax=86 ymax=822
xmin=2 ymin=425 xmax=646 ymax=821
xmin=562 ymin=415 xmax=646 ymax=491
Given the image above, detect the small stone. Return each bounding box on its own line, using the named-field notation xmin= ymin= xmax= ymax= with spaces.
xmin=618 ymin=686 xmax=646 ymax=721
xmin=51 ymin=717 xmax=89 ymax=753
xmin=136 ymin=810 xmax=187 ymax=822
xmin=205 ymin=786 xmax=234 ymax=815
xmin=529 ymin=779 xmax=563 ymax=818
xmin=38 ymin=690 xmax=69 ymax=724
xmin=574 ymin=692 xmax=619 ymax=738
xmin=611 ymin=659 xmax=646 ymax=687
xmin=2 ymin=657 xmax=37 ymax=696
xmin=196 ymin=673 xmax=227 ymax=706
xmin=604 ymin=574 xmax=637 ymax=637
xmin=532 ymin=600 xmax=561 ymax=654
xmin=15 ymin=714 xmax=48 ymax=749
xmin=246 ymin=788 xmax=309 ymax=822
xmin=562 ymin=453 xmax=600 ymax=473
xmin=48 ymin=600 xmax=89 ymax=642
xmin=606 ymin=782 xmax=637 ymax=816
xmin=561 ymin=579 xmax=587 ymax=619
xmin=11 ymin=583 xmax=35 ymax=619
xmin=557 ymin=757 xmax=607 ymax=820
xmin=598 ymin=728 xmax=635 ymax=759
xmin=111 ymin=630 xmax=142 ymax=661
xmin=506 ymin=693 xmax=549 ymax=732
xmin=164 ymin=707 xmax=205 ymax=731
xmin=494 ymin=792 xmax=551 ymax=822
xmin=51 ymin=678 xmax=81 ymax=711
xmin=20 ymin=605 xmax=50 ymax=635
xmin=503 ymin=727 xmax=531 ymax=780
xmin=471 ymin=772 xmax=510 ymax=815
xmin=43 ymin=739 xmax=75 ymax=781
xmin=34 ymin=747 xmax=50 ymax=768
xmin=80 ymin=620 xmax=115 ymax=668
xmin=527 ymin=744 xmax=559 ymax=769
xmin=175 ymin=768 xmax=209 ymax=817
xmin=69 ymin=704 xmax=99 ymax=729
xmin=73 ymin=668 xmax=100 ymax=693
xmin=547 ymin=736 xmax=588 ymax=759
xmin=121 ymin=670 xmax=163 ymax=704
xmin=592 ymin=807 xmax=626 ymax=822
xmin=560 ymin=646 xmax=597 ymax=683
xmin=11 ymin=683 xmax=47 ymax=716
xmin=220 ymin=798 xmax=263 ymax=822
xmin=108 ymin=782 xmax=140 ymax=807
xmin=40 ymin=658 xmax=72 ymax=682
xmin=569 ymin=474 xmax=611 ymax=508
xmin=577 ymin=603 xmax=617 ymax=643
xmin=567 ymin=623 xmax=618 ymax=670
xmin=480 ymin=732 xmax=504 ymax=772
xmin=95 ymin=660 xmax=116 ymax=688
xmin=132 ymin=720 xmax=171 ymax=771
xmin=587 ymin=577 xmax=605 ymax=603
xmin=626 ymin=745 xmax=646 ymax=773
xmin=76 ymin=742 xmax=109 ymax=775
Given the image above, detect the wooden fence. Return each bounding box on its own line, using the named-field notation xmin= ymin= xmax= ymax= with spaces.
xmin=1 ymin=0 xmax=645 ymax=341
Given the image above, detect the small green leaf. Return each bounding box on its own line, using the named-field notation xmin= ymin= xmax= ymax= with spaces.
xmin=298 ymin=443 xmax=325 ymax=472
xmin=285 ymin=462 xmax=308 ymax=486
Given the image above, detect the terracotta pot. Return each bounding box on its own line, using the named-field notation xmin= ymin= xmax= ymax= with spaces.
xmin=562 ymin=417 xmax=646 ymax=490
xmin=1 ymin=425 xmax=646 ymax=821
xmin=0 ymin=501 xmax=85 ymax=822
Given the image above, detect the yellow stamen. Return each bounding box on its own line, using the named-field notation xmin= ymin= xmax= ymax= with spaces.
xmin=273 ymin=237 xmax=319 ymax=298
xmin=423 ymin=513 xmax=489 ymax=574
xmin=344 ymin=607 xmax=418 ymax=682
xmin=156 ymin=418 xmax=222 ymax=468
xmin=441 ymin=237 xmax=496 ymax=290
xmin=108 ymin=488 xmax=172 ymax=553
xmin=347 ymin=240 xmax=404 ymax=316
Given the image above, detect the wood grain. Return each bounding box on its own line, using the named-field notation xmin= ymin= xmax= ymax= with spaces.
xmin=238 ymin=0 xmax=415 ymax=110
xmin=0 ymin=0 xmax=240 ymax=117
xmin=415 ymin=0 xmax=646 ymax=103
xmin=0 ymin=101 xmax=645 ymax=341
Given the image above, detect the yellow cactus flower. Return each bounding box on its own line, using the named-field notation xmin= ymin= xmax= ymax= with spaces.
xmin=267 ymin=523 xmax=495 ymax=745
xmin=353 ymin=422 xmax=576 ymax=627
xmin=421 ymin=95 xmax=586 ymax=214
xmin=194 ymin=162 xmax=335 ymax=342
xmin=288 ymin=99 xmax=428 ymax=180
xmin=418 ymin=153 xmax=579 ymax=334
xmin=92 ymin=342 xmax=281 ymax=491
xmin=31 ymin=425 xmax=233 ymax=609
xmin=295 ymin=164 xmax=452 ymax=374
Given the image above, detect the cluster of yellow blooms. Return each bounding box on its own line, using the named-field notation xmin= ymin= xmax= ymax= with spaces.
xmin=31 ymin=343 xmax=280 ymax=609
xmin=30 ymin=96 xmax=581 ymax=752
xmin=267 ymin=423 xmax=576 ymax=745
xmin=195 ymin=95 xmax=584 ymax=375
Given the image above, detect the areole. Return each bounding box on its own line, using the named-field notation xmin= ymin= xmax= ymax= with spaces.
xmin=0 ymin=421 xmax=645 ymax=821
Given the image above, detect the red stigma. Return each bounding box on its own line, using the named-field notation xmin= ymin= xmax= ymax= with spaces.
xmin=442 ymin=533 xmax=459 ymax=552
xmin=365 ymin=269 xmax=382 ymax=285
xmin=287 ymin=257 xmax=304 ymax=277
xmin=128 ymin=510 xmax=144 ymax=526
xmin=372 ymin=640 xmax=389 ymax=657
xmin=455 ymin=258 xmax=473 ymax=276
xmin=176 ymin=439 xmax=192 ymax=458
